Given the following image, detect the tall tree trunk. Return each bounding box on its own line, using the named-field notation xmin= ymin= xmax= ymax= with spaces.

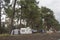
xmin=10 ymin=0 xmax=16 ymax=32
xmin=26 ymin=20 xmax=29 ymax=27
xmin=0 ymin=0 xmax=2 ymax=34
xmin=19 ymin=4 xmax=22 ymax=28
xmin=19 ymin=12 xmax=22 ymax=28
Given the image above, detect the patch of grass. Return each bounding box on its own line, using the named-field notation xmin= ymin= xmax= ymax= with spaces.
xmin=0 ymin=34 xmax=10 ymax=36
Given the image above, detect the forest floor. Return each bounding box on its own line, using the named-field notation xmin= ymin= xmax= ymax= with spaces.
xmin=0 ymin=33 xmax=60 ymax=40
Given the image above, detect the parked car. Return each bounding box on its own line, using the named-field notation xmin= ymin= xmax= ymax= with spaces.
xmin=32 ymin=29 xmax=37 ymax=33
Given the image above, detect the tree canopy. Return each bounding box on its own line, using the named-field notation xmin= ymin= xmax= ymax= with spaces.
xmin=0 ymin=0 xmax=60 ymax=34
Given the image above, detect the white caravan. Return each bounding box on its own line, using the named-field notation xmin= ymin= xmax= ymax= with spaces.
xmin=11 ymin=27 xmax=32 ymax=35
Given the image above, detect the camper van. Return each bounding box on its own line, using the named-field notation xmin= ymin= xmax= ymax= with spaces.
xmin=11 ymin=27 xmax=32 ymax=35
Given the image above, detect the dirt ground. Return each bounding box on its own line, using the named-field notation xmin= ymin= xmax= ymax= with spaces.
xmin=0 ymin=33 xmax=60 ymax=40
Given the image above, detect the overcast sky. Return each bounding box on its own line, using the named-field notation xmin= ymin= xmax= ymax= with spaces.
xmin=37 ymin=0 xmax=60 ymax=22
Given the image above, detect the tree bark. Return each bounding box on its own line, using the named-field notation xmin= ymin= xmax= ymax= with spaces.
xmin=19 ymin=4 xmax=23 ymax=28
xmin=0 ymin=1 xmax=2 ymax=34
xmin=10 ymin=0 xmax=16 ymax=32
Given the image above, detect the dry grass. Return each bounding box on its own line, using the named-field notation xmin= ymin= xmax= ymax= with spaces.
xmin=0 ymin=33 xmax=60 ymax=40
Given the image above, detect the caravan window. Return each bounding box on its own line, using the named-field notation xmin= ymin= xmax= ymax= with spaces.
xmin=22 ymin=30 xmax=25 ymax=32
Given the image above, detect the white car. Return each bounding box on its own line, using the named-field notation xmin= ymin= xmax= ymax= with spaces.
xmin=32 ymin=29 xmax=37 ymax=33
